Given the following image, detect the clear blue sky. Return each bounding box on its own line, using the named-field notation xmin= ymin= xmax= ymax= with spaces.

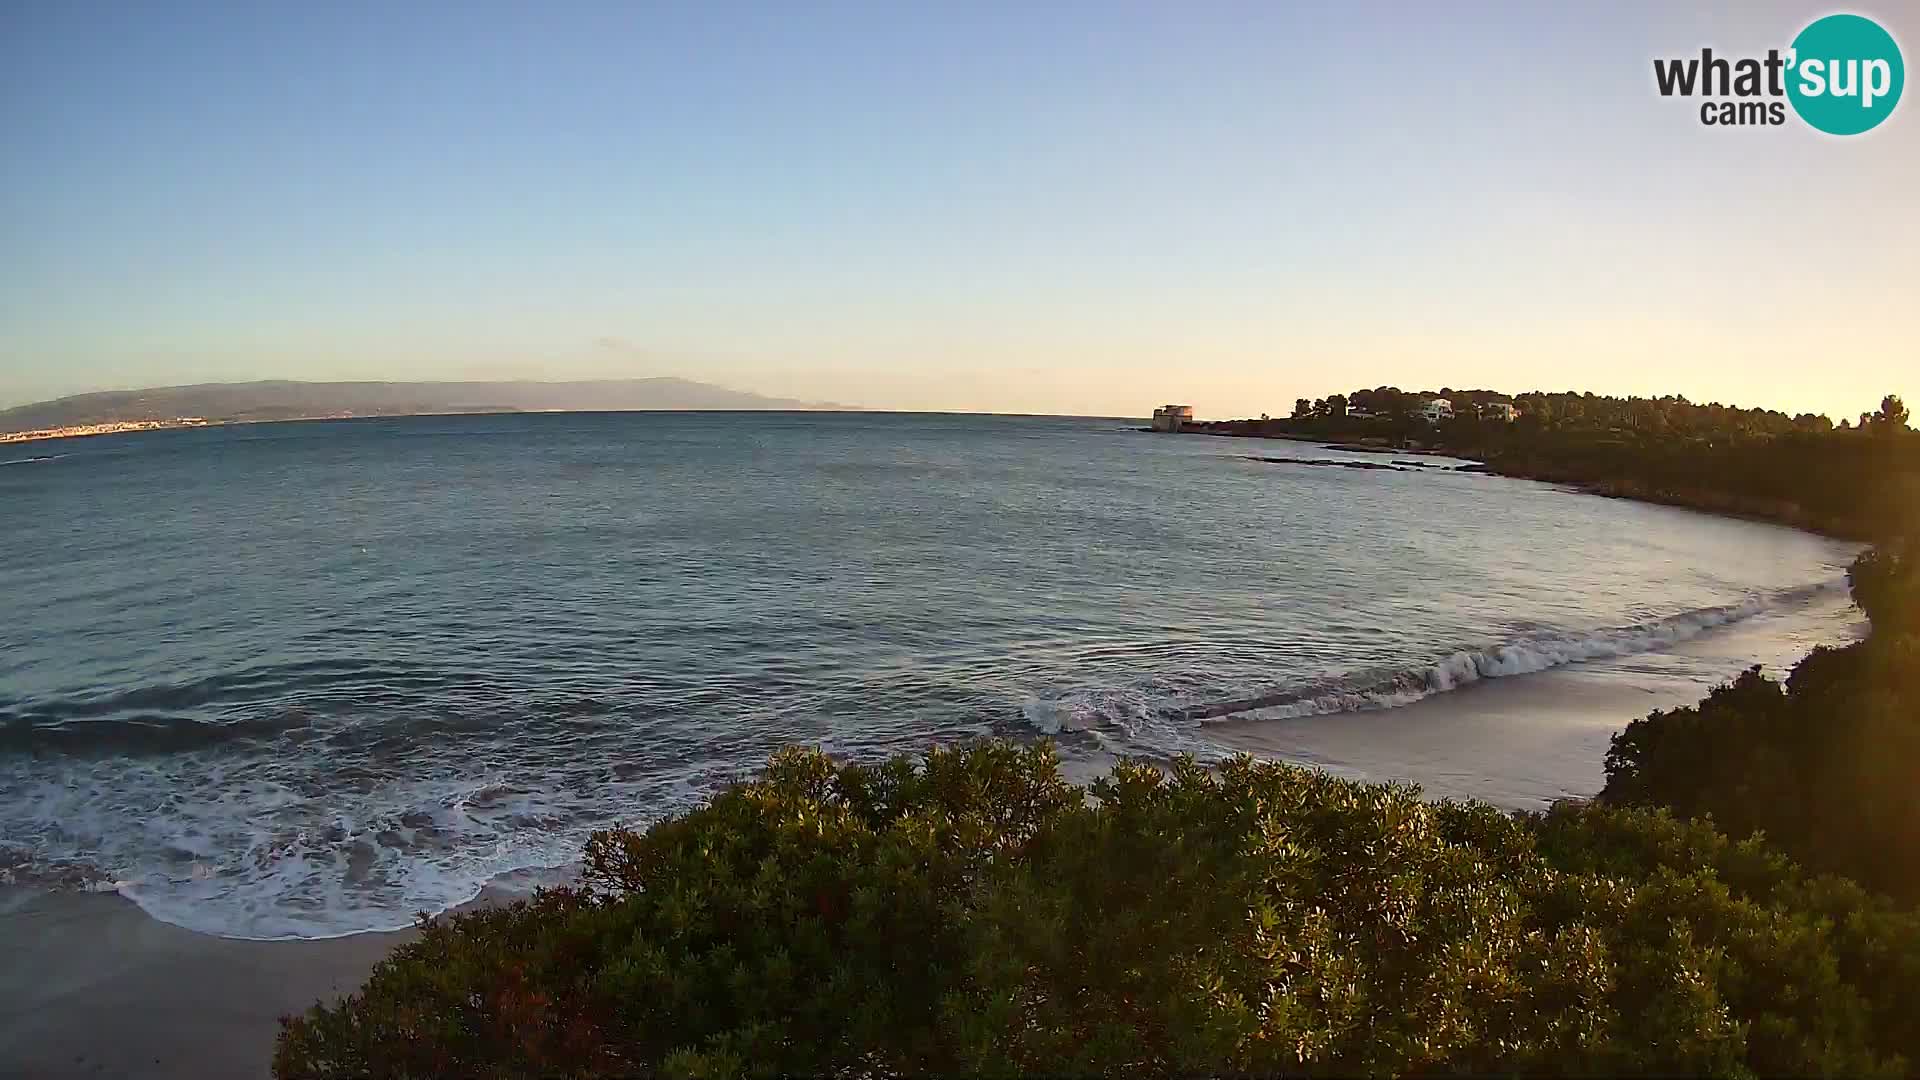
xmin=2 ymin=1 xmax=1913 ymax=418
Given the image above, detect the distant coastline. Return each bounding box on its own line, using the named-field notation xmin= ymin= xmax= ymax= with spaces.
xmin=0 ymin=378 xmax=856 ymax=440
xmin=1 ymin=417 xmax=215 ymax=445
xmin=1152 ymin=421 xmax=1850 ymax=539
xmin=1146 ymin=389 xmax=1916 ymax=543
xmin=0 ymin=405 xmax=1124 ymax=448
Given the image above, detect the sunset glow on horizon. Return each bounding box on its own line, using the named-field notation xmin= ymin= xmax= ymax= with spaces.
xmin=3 ymin=1 xmax=1913 ymax=422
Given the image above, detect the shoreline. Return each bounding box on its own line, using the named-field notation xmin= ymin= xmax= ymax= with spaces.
xmin=0 ymin=888 xmax=413 ymax=1079
xmin=0 ymin=587 xmax=1863 ymax=1078
xmin=2 ymin=417 xmax=1874 ymax=1078
xmin=0 ymin=407 xmax=1131 ymax=448
xmin=1204 ymin=646 xmax=1743 ymax=808
xmin=1151 ymin=425 xmax=1869 ymax=541
xmin=0 ymin=882 xmax=525 ymax=1080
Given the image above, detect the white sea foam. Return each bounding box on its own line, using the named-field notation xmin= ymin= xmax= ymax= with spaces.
xmin=1021 ymin=686 xmax=1159 ymax=736
xmin=1020 ymin=686 xmax=1232 ymax=763
xmin=0 ymin=754 xmax=729 ymax=940
xmin=0 ymin=578 xmax=1852 ymax=940
xmin=0 ymin=415 xmax=1871 ymax=941
xmin=1022 ymin=579 xmax=1850 ymax=738
xmin=1374 ymin=580 xmax=1841 ymax=704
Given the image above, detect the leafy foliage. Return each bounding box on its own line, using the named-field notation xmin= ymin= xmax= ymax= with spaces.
xmin=1603 ymin=544 xmax=1920 ymax=901
xmin=277 ymin=742 xmax=1920 ymax=1078
xmin=1203 ymin=387 xmax=1920 ymax=539
xmin=1851 ymin=540 xmax=1920 ymax=635
xmin=278 ymin=393 xmax=1920 ymax=1076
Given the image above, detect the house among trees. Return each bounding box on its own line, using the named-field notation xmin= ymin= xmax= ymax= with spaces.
xmin=1477 ymin=402 xmax=1520 ymax=422
xmin=1417 ymin=397 xmax=1454 ymax=423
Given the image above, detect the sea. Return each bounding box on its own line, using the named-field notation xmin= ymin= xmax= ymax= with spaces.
xmin=0 ymin=412 xmax=1865 ymax=938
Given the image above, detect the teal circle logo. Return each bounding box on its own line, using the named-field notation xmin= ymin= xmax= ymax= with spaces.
xmin=1787 ymin=14 xmax=1904 ymax=134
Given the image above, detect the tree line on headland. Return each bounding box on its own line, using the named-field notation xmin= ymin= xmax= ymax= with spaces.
xmin=1209 ymin=387 xmax=1918 ymax=540
xmin=276 ymin=390 xmax=1920 ymax=1078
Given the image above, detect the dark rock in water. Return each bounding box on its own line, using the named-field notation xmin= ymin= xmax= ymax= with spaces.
xmin=1248 ymin=456 xmax=1407 ymax=472
xmin=1455 ymin=463 xmax=1492 ymax=473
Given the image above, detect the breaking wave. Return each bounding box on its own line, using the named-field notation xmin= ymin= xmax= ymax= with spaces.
xmin=0 ymin=413 xmax=1871 ymax=941
xmin=1023 ymin=579 xmax=1848 ymax=738
xmin=0 ymin=751 xmax=726 ymax=939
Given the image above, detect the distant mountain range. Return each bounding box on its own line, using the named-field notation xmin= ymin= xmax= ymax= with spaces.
xmin=0 ymin=379 xmax=849 ymax=433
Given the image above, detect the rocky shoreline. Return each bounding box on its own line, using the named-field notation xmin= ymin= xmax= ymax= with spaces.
xmin=1244 ymin=454 xmax=1485 ymax=475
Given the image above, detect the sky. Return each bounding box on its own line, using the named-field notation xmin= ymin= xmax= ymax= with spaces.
xmin=1 ymin=1 xmax=1914 ymax=420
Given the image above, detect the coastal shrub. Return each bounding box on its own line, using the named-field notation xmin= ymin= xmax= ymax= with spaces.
xmin=1850 ymin=540 xmax=1920 ymax=634
xmin=1603 ymin=545 xmax=1920 ymax=901
xmin=275 ymin=743 xmax=1920 ymax=1078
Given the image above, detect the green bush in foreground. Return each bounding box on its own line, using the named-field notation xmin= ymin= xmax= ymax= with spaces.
xmin=276 ymin=742 xmax=1920 ymax=1078
xmin=1603 ymin=543 xmax=1920 ymax=902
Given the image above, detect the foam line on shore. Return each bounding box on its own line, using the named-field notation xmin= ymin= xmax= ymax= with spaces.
xmin=1023 ymin=579 xmax=1848 ymax=737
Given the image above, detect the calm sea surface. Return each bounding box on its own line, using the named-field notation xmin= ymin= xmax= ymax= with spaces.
xmin=0 ymin=412 xmax=1861 ymax=937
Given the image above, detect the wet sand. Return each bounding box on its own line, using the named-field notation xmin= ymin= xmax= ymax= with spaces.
xmin=0 ymin=887 xmax=411 ymax=1079
xmin=0 ymin=667 xmax=1667 ymax=1080
xmin=1209 ymin=591 xmax=1863 ymax=809
xmin=1 ymin=594 xmax=1862 ymax=1077
xmin=1207 ymin=664 xmax=1681 ymax=808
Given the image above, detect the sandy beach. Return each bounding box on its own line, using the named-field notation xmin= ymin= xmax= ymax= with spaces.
xmin=1208 ymin=664 xmax=1674 ymax=807
xmin=1210 ymin=590 xmax=1862 ymax=809
xmin=0 ymin=664 xmax=1638 ymax=1080
xmin=0 ymin=888 xmax=410 ymax=1079
xmin=0 ymin=677 xmax=1705 ymax=1080
xmin=1 ymin=588 xmax=1863 ymax=1078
